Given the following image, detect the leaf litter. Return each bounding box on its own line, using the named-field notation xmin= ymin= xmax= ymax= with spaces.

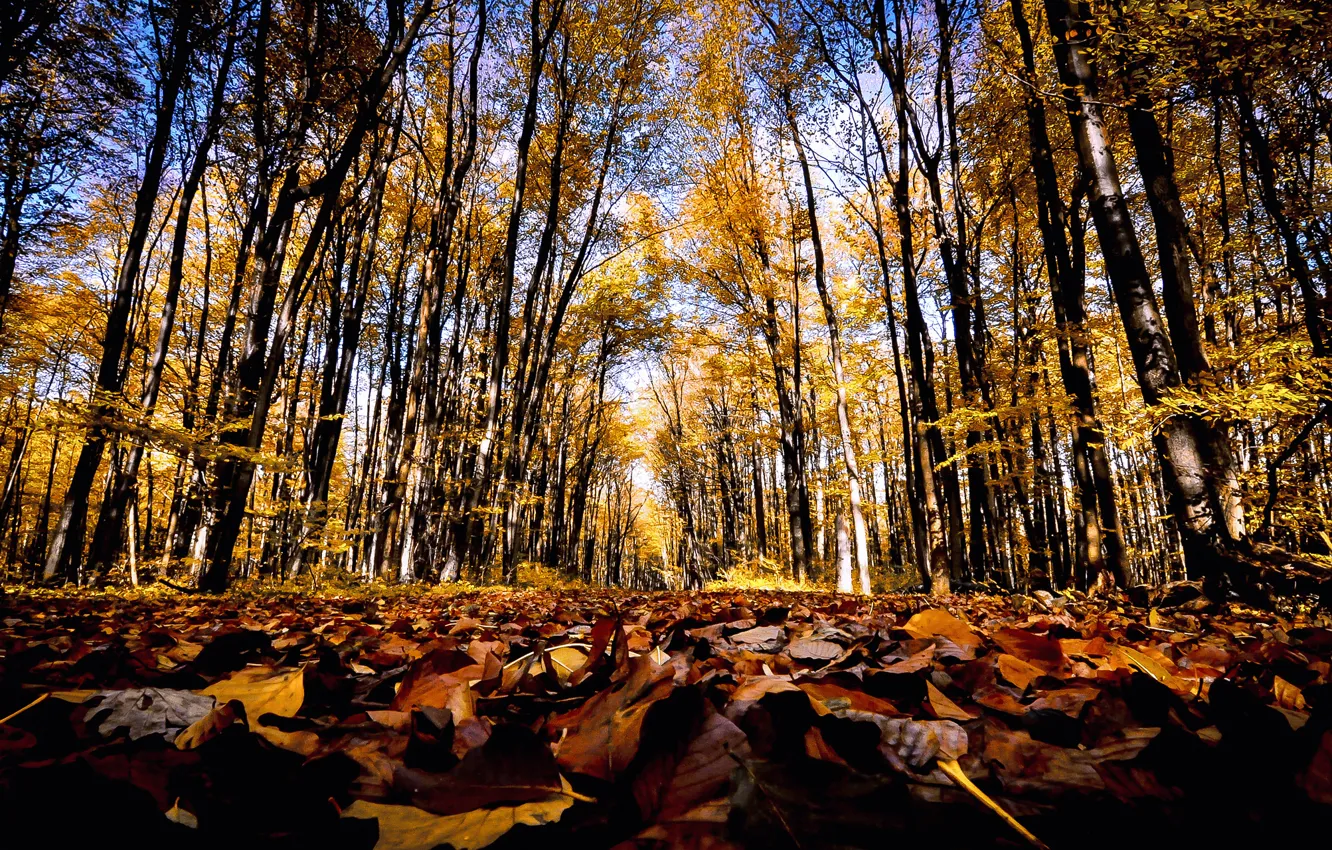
xmin=0 ymin=586 xmax=1330 ymax=848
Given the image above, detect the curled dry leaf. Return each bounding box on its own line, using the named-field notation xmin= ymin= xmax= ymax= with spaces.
xmin=837 ymin=712 xmax=968 ymax=771
xmin=164 ymin=799 xmax=198 ymax=829
xmin=174 ymin=699 xmax=246 ymax=750
xmin=1272 ymin=676 xmax=1307 ymax=711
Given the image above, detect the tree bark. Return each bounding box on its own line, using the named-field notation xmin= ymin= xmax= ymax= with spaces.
xmin=1043 ymin=0 xmax=1246 ymax=575
xmin=43 ymin=0 xmax=197 ymax=581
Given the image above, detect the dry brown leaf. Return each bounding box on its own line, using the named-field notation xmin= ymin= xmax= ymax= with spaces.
xmin=552 ymin=655 xmax=684 ymax=781
xmin=861 ymin=714 xmax=969 ymax=770
xmin=635 ymin=710 xmax=751 ymax=821
xmin=992 ymin=629 xmax=1067 ymax=673
xmin=787 ymin=638 xmax=842 ymax=662
xmin=997 ymin=653 xmax=1044 ymax=692
xmin=925 ymin=681 xmax=973 ymax=721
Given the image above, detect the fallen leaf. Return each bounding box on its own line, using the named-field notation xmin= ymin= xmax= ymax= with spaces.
xmin=175 ymin=699 xmax=246 ymax=750
xmin=397 ymin=724 xmax=567 ymax=815
xmin=392 ymin=648 xmax=483 ymax=719
xmin=841 ymin=712 xmax=968 ymax=770
xmin=1026 ymin=686 xmax=1099 ymax=717
xmin=343 ymin=777 xmax=578 ymax=850
xmin=903 ymin=609 xmax=982 ymax=652
xmin=997 ymin=654 xmax=1044 ymax=692
xmin=634 ymin=709 xmax=751 ymax=821
xmin=1272 ymin=676 xmax=1307 ymax=711
xmin=992 ymin=629 xmax=1067 ymax=673
xmin=87 ymin=688 xmax=215 ymax=742
xmin=788 ymin=638 xmax=842 ymax=662
xmin=925 ymin=681 xmax=973 ymax=721
xmin=164 ymin=799 xmax=198 ymax=828
xmin=730 ymin=625 xmax=784 ymax=652
xmin=552 ymin=655 xmax=684 ymax=780
xmin=200 ymin=665 xmax=305 ymax=720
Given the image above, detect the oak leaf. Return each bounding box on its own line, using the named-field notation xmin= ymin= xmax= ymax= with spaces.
xmin=87 ymin=688 xmax=215 ymax=742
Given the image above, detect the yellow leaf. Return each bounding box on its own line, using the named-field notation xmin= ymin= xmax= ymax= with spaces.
xmin=1116 ymin=646 xmax=1198 ymax=697
xmin=1116 ymin=646 xmax=1171 ymax=683
xmin=542 ymin=644 xmax=592 ymax=681
xmin=903 ymin=609 xmax=982 ymax=651
xmin=1273 ymin=677 xmax=1308 ymax=711
xmin=165 ymin=799 xmax=198 ymax=829
xmin=200 ymin=665 xmax=305 ymax=720
xmin=342 ymin=777 xmax=578 ymax=850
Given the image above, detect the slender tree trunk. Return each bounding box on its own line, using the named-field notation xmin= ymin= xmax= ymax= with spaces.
xmin=786 ymin=96 xmax=871 ymax=591
xmin=88 ymin=14 xmax=239 ymax=576
xmin=43 ymin=2 xmax=196 ymax=581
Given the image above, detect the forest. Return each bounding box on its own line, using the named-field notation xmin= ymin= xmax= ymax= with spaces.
xmin=0 ymin=0 xmax=1330 ymax=601
xmin=2 ymin=0 xmax=1332 ymax=846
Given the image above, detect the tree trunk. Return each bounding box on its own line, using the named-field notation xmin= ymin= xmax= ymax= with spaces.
xmin=1043 ymin=0 xmax=1246 ymax=576
xmin=43 ymin=1 xmax=196 ymax=581
xmin=87 ymin=12 xmax=239 ymax=576
xmin=786 ymin=96 xmax=871 ymax=592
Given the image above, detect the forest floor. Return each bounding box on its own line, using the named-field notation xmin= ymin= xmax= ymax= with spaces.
xmin=1 ymin=584 xmax=1330 ymax=849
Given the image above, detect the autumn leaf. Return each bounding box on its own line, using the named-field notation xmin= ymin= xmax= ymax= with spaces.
xmin=903 ymin=609 xmax=982 ymax=652
xmin=174 ymin=699 xmax=246 ymax=750
xmin=343 ymin=777 xmax=579 ymax=850
xmin=992 ymin=629 xmax=1067 ymax=673
xmin=997 ymin=654 xmax=1045 ymax=692
xmin=552 ymin=654 xmax=685 ymax=781
xmin=396 ymin=724 xmax=571 ymax=815
xmin=924 ymin=681 xmax=974 ymax=722
xmin=200 ymin=665 xmax=305 ymax=721
xmin=87 ymin=688 xmax=215 ymax=742
xmin=632 ymin=702 xmax=751 ymax=822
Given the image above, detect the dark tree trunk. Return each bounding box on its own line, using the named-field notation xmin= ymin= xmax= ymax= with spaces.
xmin=43 ymin=1 xmax=197 ymax=582
xmin=1043 ymin=0 xmax=1246 ymax=577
